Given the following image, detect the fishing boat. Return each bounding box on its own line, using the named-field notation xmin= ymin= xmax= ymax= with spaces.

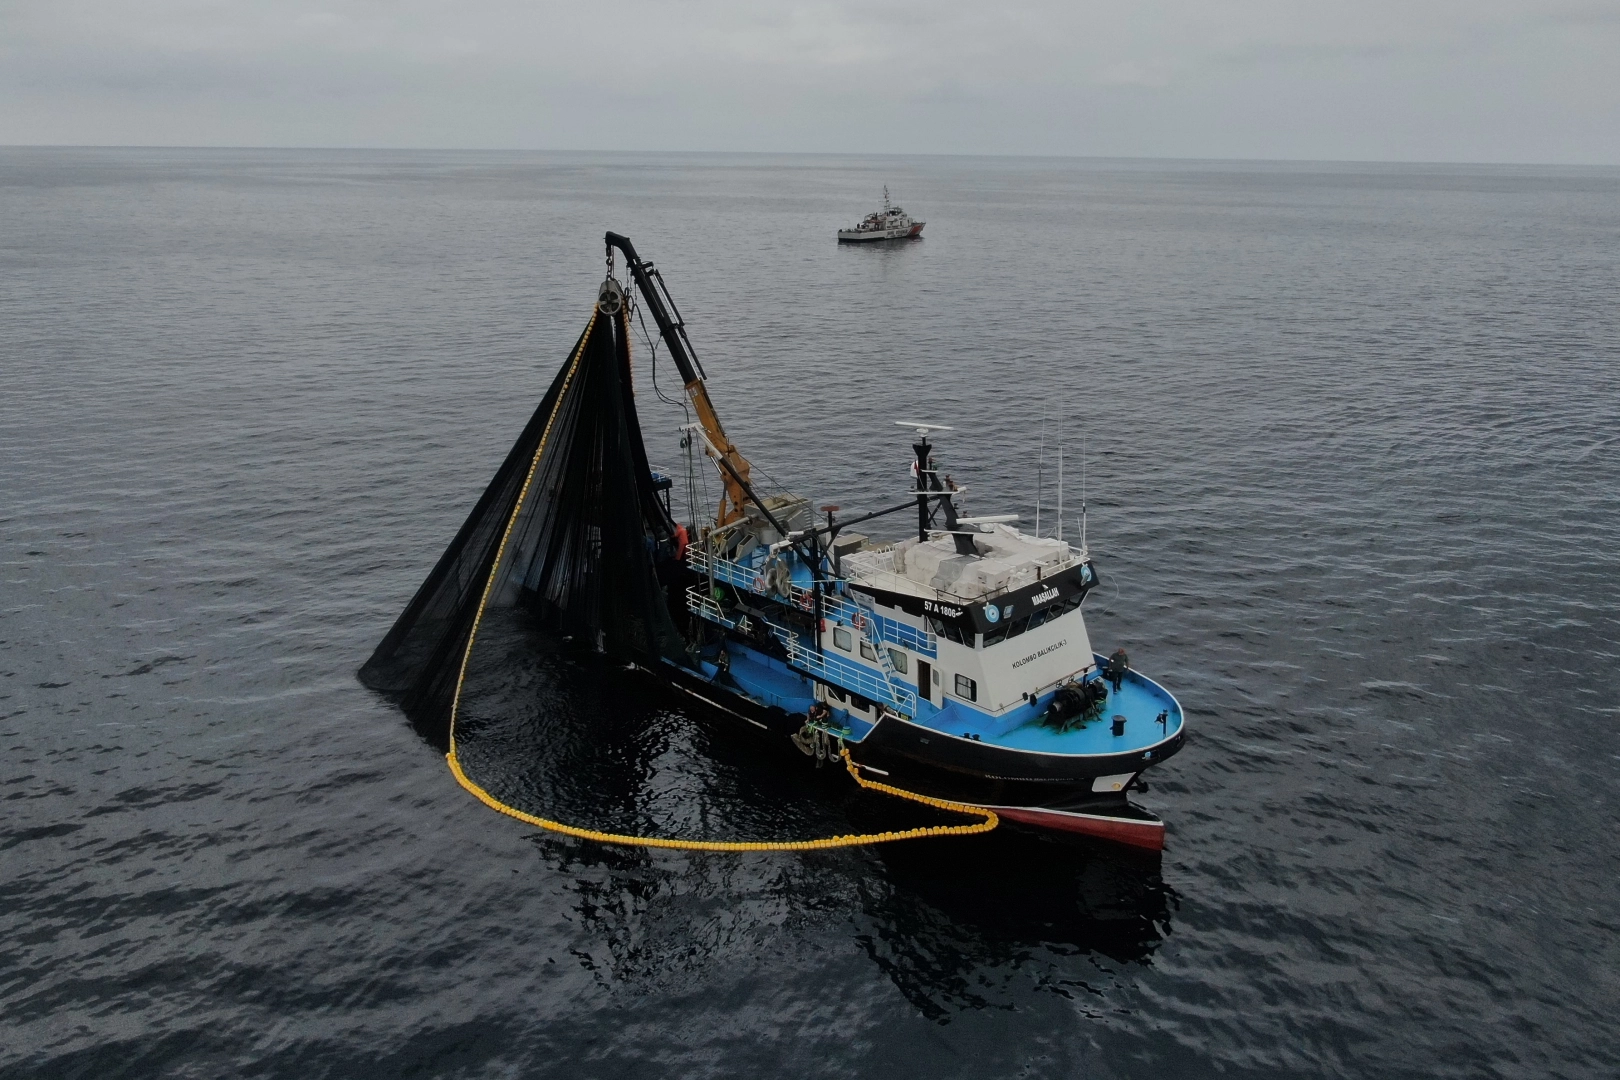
xmin=837 ymin=187 xmax=924 ymax=242
xmin=361 ymin=233 xmax=1185 ymax=851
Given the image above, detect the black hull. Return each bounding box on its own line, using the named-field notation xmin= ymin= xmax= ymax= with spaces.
xmin=850 ymin=712 xmax=1185 ymax=803
xmin=647 ymin=659 xmax=1184 ymax=850
xmin=655 ymin=657 xmax=805 ymax=736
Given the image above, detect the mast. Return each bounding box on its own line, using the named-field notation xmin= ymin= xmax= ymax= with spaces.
xmin=1036 ymin=406 xmax=1045 ymax=535
xmin=605 ymin=231 xmax=755 ymax=528
xmin=914 ymin=437 xmax=931 ymax=543
xmin=1080 ymin=428 xmax=1088 ymax=556
xmin=902 ymin=423 xmax=974 ymax=556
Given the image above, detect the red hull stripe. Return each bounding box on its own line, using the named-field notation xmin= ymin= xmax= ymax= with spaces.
xmin=988 ymin=805 xmax=1166 ymax=850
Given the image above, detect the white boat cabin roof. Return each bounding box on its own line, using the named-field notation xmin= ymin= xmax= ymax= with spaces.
xmin=840 ymin=524 xmax=1078 ymax=605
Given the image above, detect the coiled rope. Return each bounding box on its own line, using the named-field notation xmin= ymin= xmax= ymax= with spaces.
xmin=444 ymin=307 xmax=997 ymax=850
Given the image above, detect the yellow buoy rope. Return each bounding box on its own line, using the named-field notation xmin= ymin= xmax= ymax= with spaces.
xmin=443 ymin=307 xmax=998 ymax=850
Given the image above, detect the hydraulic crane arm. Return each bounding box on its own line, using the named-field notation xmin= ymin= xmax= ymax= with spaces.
xmin=605 ymin=231 xmax=756 ymax=528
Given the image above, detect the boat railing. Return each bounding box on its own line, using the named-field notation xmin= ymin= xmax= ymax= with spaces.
xmin=684 ymin=585 xmax=915 ymax=712
xmin=686 ymin=550 xmax=921 ymax=712
xmin=684 ymin=585 xmax=737 ymax=630
xmin=843 ymin=544 xmax=897 ymax=574
xmin=848 ymin=590 xmax=905 ymax=686
xmin=689 ymin=547 xmax=791 ymax=599
xmin=842 ymin=541 xmax=1086 ymax=610
xmin=687 ymin=547 xmax=936 ymax=656
xmin=820 ymin=591 xmax=936 ymax=657
xmin=774 ymin=627 xmax=916 ymax=714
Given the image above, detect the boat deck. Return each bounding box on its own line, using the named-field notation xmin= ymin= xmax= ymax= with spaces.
xmin=915 ymin=662 xmax=1182 ymax=757
xmin=717 ymin=648 xmax=815 ymax=716
xmin=703 ymin=638 xmax=1183 ymax=760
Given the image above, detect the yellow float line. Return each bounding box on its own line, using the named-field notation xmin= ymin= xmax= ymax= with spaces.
xmin=443 ymin=307 xmax=998 ymax=850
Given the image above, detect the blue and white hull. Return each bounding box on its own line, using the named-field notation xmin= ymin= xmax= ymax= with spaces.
xmin=654 ymin=519 xmax=1187 ymax=849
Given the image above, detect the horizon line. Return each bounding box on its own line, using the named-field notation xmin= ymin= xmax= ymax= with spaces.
xmin=3 ymin=144 xmax=1618 ymax=170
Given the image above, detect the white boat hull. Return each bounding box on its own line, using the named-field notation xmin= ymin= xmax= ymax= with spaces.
xmin=837 ymin=222 xmax=925 ymax=242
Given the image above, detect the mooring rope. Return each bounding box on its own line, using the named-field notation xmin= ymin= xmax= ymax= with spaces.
xmin=443 ymin=305 xmax=997 ymax=851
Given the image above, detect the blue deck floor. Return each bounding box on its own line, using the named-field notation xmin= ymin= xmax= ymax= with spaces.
xmin=722 ymin=648 xmax=816 ymax=716
xmin=918 ymin=664 xmax=1182 ymax=756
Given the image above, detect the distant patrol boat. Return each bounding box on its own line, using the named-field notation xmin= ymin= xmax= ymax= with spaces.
xmin=837 ymin=187 xmax=925 ymax=242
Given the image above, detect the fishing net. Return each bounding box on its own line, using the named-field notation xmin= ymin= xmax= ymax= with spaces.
xmin=358 ymin=284 xmax=999 ymax=849
xmin=359 ymin=300 xmax=691 ymax=745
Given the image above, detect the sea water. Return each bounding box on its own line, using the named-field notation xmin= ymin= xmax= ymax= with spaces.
xmin=3 ymin=148 xmax=1618 ymax=1078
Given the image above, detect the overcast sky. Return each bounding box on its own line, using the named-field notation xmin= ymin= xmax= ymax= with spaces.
xmin=3 ymin=1 xmax=1617 ymax=163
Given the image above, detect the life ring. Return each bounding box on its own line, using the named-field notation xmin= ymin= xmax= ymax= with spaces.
xmin=852 ymin=612 xmax=868 ymax=632
xmin=751 ymin=575 xmax=767 ymax=594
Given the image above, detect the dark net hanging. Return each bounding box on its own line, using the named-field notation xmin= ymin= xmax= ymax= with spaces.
xmin=358 ymin=300 xmax=691 ymax=744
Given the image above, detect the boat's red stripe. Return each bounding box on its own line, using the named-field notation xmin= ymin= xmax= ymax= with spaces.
xmin=989 ymin=805 xmax=1165 ymax=850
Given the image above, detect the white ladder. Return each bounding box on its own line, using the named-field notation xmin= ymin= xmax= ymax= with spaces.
xmin=850 ymin=591 xmax=905 ymax=694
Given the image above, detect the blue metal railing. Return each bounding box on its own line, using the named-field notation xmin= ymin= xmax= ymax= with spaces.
xmin=685 ymin=585 xmax=914 ymax=712
xmin=773 ymin=630 xmax=915 ymax=712
xmin=867 ymin=605 xmax=936 ymax=657
xmin=684 ymin=549 xmax=922 ymax=713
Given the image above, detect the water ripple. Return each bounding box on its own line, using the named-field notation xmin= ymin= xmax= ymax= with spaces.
xmin=2 ymin=149 xmax=1618 ymax=1079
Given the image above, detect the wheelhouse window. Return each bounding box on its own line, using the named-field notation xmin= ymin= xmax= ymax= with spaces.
xmin=979 ymin=595 xmax=1086 ymax=647
xmin=833 ymin=626 xmax=853 ymax=651
xmin=954 ymin=674 xmax=977 ymax=701
xmin=887 ymin=648 xmax=909 ymax=674
xmin=929 ymin=618 xmax=969 ymax=645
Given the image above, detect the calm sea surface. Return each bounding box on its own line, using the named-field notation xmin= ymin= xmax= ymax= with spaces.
xmin=3 ymin=149 xmax=1618 ymax=1079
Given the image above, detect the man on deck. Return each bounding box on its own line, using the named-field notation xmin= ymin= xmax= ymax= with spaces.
xmin=1106 ymin=647 xmax=1130 ymax=693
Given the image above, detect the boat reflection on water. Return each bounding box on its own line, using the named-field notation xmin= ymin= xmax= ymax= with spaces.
xmin=858 ymin=831 xmax=1174 ymax=1020
xmin=445 ymin=636 xmax=1175 ymax=1018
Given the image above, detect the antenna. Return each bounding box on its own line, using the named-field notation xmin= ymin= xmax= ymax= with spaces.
xmin=1035 ymin=404 xmax=1046 ymax=536
xmin=1057 ymin=443 xmax=1064 ymax=542
xmin=894 ymin=421 xmax=953 ymax=438
xmin=1080 ymin=426 xmax=1088 ymax=557
xmin=1057 ymin=400 xmax=1068 ymax=542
